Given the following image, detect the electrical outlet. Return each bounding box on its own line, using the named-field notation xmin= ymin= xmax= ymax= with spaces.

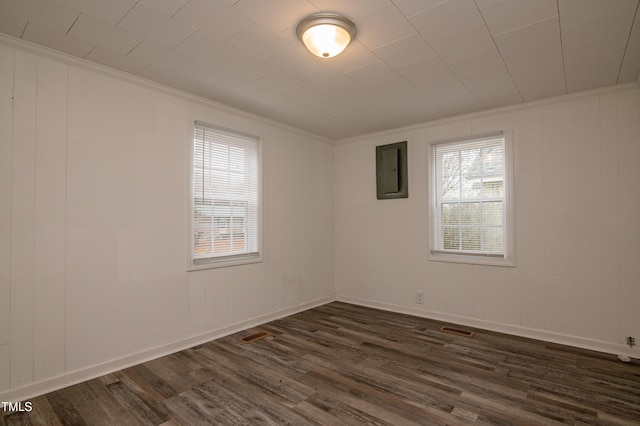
xmin=627 ymin=336 xmax=636 ymax=348
xmin=416 ymin=291 xmax=424 ymax=304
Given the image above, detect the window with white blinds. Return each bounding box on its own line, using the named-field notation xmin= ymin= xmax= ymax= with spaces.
xmin=189 ymin=121 xmax=261 ymax=269
xmin=429 ymin=132 xmax=514 ymax=266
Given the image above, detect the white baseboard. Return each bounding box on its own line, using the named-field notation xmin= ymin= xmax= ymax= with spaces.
xmin=4 ymin=294 xmax=636 ymax=402
xmin=336 ymin=295 xmax=638 ymax=360
xmin=0 ymin=296 xmax=334 ymax=402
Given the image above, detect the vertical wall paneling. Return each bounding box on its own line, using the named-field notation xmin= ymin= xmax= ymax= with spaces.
xmin=10 ymin=50 xmax=37 ymax=388
xmin=65 ymin=66 xmax=88 ymax=371
xmin=617 ymin=92 xmax=640 ymax=341
xmin=92 ymin=75 xmax=140 ymax=358
xmin=0 ymin=44 xmax=13 ymax=392
xmin=33 ymin=57 xmax=68 ymax=380
xmin=541 ymin=105 xmax=579 ymax=335
xmin=0 ymin=46 xmax=13 ymax=345
xmin=516 ymin=108 xmax=547 ymax=330
xmin=574 ymin=100 xmax=603 ymax=340
xmin=66 ymin=73 xmax=135 ymax=367
xmin=132 ymin=88 xmax=190 ymax=346
xmin=0 ymin=344 xmax=8 ymax=393
xmin=599 ymin=95 xmax=621 ymax=343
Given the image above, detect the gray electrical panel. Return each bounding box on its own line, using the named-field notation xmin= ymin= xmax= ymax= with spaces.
xmin=376 ymin=141 xmax=408 ymax=199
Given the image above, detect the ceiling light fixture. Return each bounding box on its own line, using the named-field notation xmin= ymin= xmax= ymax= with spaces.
xmin=296 ymin=13 xmax=356 ymax=58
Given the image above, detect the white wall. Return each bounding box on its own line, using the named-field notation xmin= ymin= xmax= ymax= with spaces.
xmin=335 ymin=84 xmax=640 ymax=357
xmin=0 ymin=41 xmax=334 ymax=401
xmin=2 ymin=36 xmax=639 ymax=403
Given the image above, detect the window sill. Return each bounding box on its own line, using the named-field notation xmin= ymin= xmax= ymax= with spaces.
xmin=188 ymin=253 xmax=262 ymax=271
xmin=429 ymin=251 xmax=515 ymax=267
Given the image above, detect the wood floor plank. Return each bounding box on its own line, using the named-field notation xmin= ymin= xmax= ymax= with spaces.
xmin=7 ymin=302 xmax=640 ymax=424
xmin=105 ymin=380 xmax=167 ymax=425
xmin=84 ymin=377 xmax=142 ymax=425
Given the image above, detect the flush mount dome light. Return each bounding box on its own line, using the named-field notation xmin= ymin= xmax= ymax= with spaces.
xmin=296 ymin=13 xmax=356 ymax=58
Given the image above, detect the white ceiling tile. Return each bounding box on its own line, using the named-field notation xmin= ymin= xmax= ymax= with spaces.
xmin=242 ymin=102 xmax=283 ymax=119
xmin=173 ymin=0 xmax=254 ymax=40
xmin=478 ymin=0 xmax=558 ymax=36
xmin=234 ymin=0 xmax=317 ymax=33
xmin=495 ymin=16 xmax=565 ymax=101
xmin=560 ymin=0 xmax=638 ymax=92
xmin=345 ymin=61 xmax=398 ymax=87
xmin=269 ymin=99 xmax=342 ymax=134
xmin=219 ymin=54 xmax=278 ymax=81
xmin=175 ymin=32 xmax=243 ymax=67
xmin=255 ymin=71 xmax=306 ymax=93
xmin=373 ymin=33 xmax=437 ymax=69
xmin=139 ymin=0 xmax=189 ymax=16
xmin=0 ymin=14 xmax=27 ymax=38
xmin=245 ymin=89 xmax=290 ymax=108
xmin=22 ymin=21 xmax=94 ymax=57
xmin=344 ymin=99 xmax=411 ymax=132
xmin=68 ymin=14 xmax=142 ymax=55
xmin=451 ymin=51 xmax=523 ymax=108
xmin=241 ymin=93 xmax=293 ymax=121
xmin=286 ymin=84 xmax=337 ymax=109
xmin=126 ymin=40 xmax=190 ymax=72
xmin=225 ymin=22 xmax=294 ymax=59
xmin=398 ymin=57 xmax=483 ymax=114
xmin=560 ymin=0 xmax=636 ymax=29
xmin=197 ymin=85 xmax=229 ymax=101
xmin=307 ymin=0 xmax=391 ymax=20
xmin=301 ymin=68 xmax=353 ymax=88
xmin=118 ymin=2 xmax=195 ymax=48
xmin=409 ymin=0 xmax=522 ymax=107
xmin=266 ymin=49 xmax=331 ymax=77
xmin=409 ymin=0 xmax=494 ymax=63
xmin=215 ymin=76 xmax=265 ymax=97
xmin=4 ymin=0 xmax=79 ymax=33
xmin=391 ymin=0 xmax=451 ymax=18
xmin=137 ymin=64 xmax=220 ymax=98
xmin=309 ymin=74 xmax=372 ymax=103
xmin=372 ymin=77 xmax=420 ymax=99
xmin=213 ymin=91 xmax=256 ymax=109
xmin=323 ymin=41 xmax=381 ymax=73
xmin=474 ymin=0 xmax=501 ymax=8
xmin=53 ymin=0 xmax=135 ymax=25
xmin=312 ymin=100 xmax=358 ymax=122
xmin=85 ymin=45 xmax=148 ymax=74
xmin=327 ymin=82 xmax=380 ymax=104
xmin=618 ymin=4 xmax=640 ymax=83
xmin=355 ymin=4 xmax=416 ymax=49
xmin=180 ymin=60 xmax=230 ymax=86
xmin=394 ymin=91 xmax=447 ymax=119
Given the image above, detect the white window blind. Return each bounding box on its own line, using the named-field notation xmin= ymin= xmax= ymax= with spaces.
xmin=430 ymin=132 xmax=513 ymax=265
xmin=191 ymin=121 xmax=261 ymax=268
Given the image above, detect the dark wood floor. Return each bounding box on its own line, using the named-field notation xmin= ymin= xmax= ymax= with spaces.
xmin=2 ymin=302 xmax=639 ymax=425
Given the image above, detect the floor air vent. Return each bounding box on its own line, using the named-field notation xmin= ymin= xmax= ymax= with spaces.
xmin=440 ymin=326 xmax=475 ymax=338
xmin=239 ymin=331 xmax=273 ymax=344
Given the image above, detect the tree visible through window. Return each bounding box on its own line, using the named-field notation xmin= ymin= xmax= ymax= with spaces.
xmin=430 ymin=132 xmax=514 ymax=265
xmin=190 ymin=122 xmax=261 ymax=269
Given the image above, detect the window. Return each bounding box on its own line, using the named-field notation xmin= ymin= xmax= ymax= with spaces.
xmin=429 ymin=131 xmax=514 ymax=266
xmin=189 ymin=121 xmax=261 ymax=269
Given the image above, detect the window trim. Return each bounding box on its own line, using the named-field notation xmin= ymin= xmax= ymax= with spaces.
xmin=187 ymin=120 xmax=263 ymax=271
xmin=428 ymin=130 xmax=515 ymax=267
